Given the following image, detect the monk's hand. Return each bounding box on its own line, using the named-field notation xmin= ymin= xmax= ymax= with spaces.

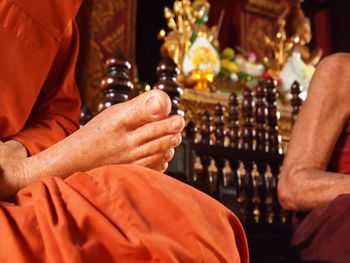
xmin=0 ymin=140 xmax=28 ymax=163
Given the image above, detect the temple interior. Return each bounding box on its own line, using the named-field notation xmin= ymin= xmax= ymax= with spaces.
xmin=75 ymin=1 xmax=350 ymax=262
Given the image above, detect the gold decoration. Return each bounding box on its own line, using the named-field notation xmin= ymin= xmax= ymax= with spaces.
xmin=262 ymin=0 xmax=321 ymax=72
xmin=159 ymin=0 xmax=220 ymax=91
xmin=76 ymin=0 xmax=137 ymax=113
xmin=287 ymin=0 xmax=322 ymax=66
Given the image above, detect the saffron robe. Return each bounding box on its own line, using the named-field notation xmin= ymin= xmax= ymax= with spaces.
xmin=0 ymin=0 xmax=249 ymax=262
xmin=0 ymin=0 xmax=81 ymax=155
xmin=0 ymin=165 xmax=248 ymax=263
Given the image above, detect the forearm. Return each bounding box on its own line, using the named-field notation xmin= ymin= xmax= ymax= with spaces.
xmin=278 ymin=167 xmax=350 ymax=211
xmin=278 ymin=54 xmax=350 ymax=212
xmin=0 ymin=136 xmax=74 ymax=200
xmin=0 ymin=132 xmax=87 ymax=200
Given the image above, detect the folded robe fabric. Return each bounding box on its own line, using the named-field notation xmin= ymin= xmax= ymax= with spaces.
xmin=0 ymin=165 xmax=249 ymax=263
xmin=292 ymin=194 xmax=350 ymax=263
xmin=0 ymin=0 xmax=81 ymax=155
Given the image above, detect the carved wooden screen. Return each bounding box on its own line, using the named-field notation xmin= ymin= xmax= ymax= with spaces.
xmin=76 ymin=0 xmax=137 ymax=113
xmin=241 ymin=0 xmax=291 ymax=61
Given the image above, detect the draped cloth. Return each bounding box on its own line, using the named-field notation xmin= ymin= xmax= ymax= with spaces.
xmin=0 ymin=0 xmax=81 ymax=155
xmin=0 ymin=165 xmax=248 ymax=263
xmin=292 ymin=133 xmax=350 ymax=262
xmin=292 ymin=194 xmax=350 ymax=263
xmin=0 ymin=1 xmax=249 ymax=262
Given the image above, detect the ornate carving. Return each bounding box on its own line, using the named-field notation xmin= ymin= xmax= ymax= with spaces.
xmin=76 ymin=0 xmax=137 ymax=114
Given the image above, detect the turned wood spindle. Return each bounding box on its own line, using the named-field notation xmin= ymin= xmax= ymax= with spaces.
xmin=214 ymin=103 xmax=226 ymax=146
xmin=199 ymin=111 xmax=213 ymax=145
xmin=213 ymin=104 xmax=226 ymax=196
xmin=241 ymin=87 xmax=254 ymax=151
xmin=256 ymin=162 xmax=268 ymax=223
xmin=228 ymin=93 xmax=240 ymax=149
xmin=271 ymin=164 xmax=282 ymax=223
xmin=254 ymin=83 xmax=268 ymax=222
xmin=185 ymin=121 xmax=196 ymax=142
xmin=153 ymin=56 xmax=184 ymax=116
xmin=266 ymin=77 xmax=282 ymax=222
xmin=228 ymin=93 xmax=240 ymax=198
xmin=255 ymin=83 xmax=267 ymax=152
xmin=240 ymin=87 xmax=255 ymax=222
xmin=199 ymin=111 xmax=213 ymax=193
xmin=185 ymin=121 xmax=197 ymax=182
xmin=266 ymin=77 xmax=281 ymax=153
xmin=99 ymin=49 xmax=134 ymax=111
xmin=79 ymin=106 xmax=93 ymax=127
xmin=291 ymin=81 xmax=303 ymax=124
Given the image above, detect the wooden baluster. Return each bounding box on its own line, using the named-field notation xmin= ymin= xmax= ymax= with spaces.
xmin=153 ymin=56 xmax=184 ymax=116
xmin=264 ymin=165 xmax=274 ymax=223
xmin=228 ymin=93 xmax=240 ymax=199
xmin=254 ymin=83 xmax=268 ymax=223
xmin=266 ymin=77 xmax=281 ymax=154
xmin=99 ymin=49 xmax=134 ymax=111
xmin=214 ymin=103 xmax=225 ymax=146
xmin=255 ymin=83 xmax=267 ymax=152
xmin=214 ymin=103 xmax=226 ymax=198
xmin=199 ymin=111 xmax=213 ymax=194
xmin=240 ymin=87 xmax=255 ymax=222
xmin=241 ymin=88 xmax=254 ymax=151
xmin=185 ymin=121 xmax=196 ymax=142
xmin=185 ymin=121 xmax=197 ymax=182
xmin=291 ymin=81 xmax=303 ymax=124
xmin=266 ymin=77 xmax=282 ymax=223
xmin=228 ymin=93 xmax=240 ymax=149
xmin=79 ymin=106 xmax=93 ymax=127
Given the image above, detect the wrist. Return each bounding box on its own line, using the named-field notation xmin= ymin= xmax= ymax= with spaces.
xmin=0 ymin=159 xmax=27 ymax=200
xmin=4 ymin=140 xmax=28 ymax=159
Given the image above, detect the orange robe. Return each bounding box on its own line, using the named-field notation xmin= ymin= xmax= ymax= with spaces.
xmin=0 ymin=0 xmax=81 ymax=155
xmin=1 ymin=165 xmax=248 ymax=262
xmin=0 ymin=0 xmax=249 ymax=262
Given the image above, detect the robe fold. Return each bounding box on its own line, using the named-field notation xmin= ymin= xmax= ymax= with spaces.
xmin=0 ymin=0 xmax=249 ymax=262
xmin=0 ymin=0 xmax=81 ymax=155
xmin=0 ymin=165 xmax=249 ymax=263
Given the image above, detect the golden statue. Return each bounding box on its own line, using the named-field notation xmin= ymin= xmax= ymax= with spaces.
xmin=159 ymin=0 xmax=220 ymax=91
xmin=264 ymin=0 xmax=322 ymax=73
xmin=287 ymin=0 xmax=322 ymax=66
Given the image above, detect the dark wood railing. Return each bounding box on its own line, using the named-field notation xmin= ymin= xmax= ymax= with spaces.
xmin=80 ymin=52 xmax=303 ymax=262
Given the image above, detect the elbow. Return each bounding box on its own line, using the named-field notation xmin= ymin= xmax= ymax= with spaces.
xmin=277 ymin=167 xmax=303 ymax=211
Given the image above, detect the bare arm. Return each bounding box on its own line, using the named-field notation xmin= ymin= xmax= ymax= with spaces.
xmin=278 ymin=53 xmax=350 ymax=211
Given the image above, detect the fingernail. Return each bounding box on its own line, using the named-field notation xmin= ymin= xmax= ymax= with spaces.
xmin=164 ymin=149 xmax=174 ymax=161
xmin=172 ymin=119 xmax=181 ymax=130
xmin=172 ymin=117 xmax=185 ymax=131
xmin=170 ymin=134 xmax=181 ymax=146
xmin=146 ymin=96 xmax=162 ymax=117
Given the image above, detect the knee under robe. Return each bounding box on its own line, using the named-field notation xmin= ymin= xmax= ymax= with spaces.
xmin=0 ymin=0 xmax=249 ymax=262
xmin=0 ymin=165 xmax=248 ymax=263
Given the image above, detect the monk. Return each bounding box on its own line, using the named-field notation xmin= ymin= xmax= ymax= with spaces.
xmin=278 ymin=53 xmax=350 ymax=262
xmin=0 ymin=0 xmax=248 ymax=262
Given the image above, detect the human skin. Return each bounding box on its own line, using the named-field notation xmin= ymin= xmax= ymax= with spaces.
xmin=278 ymin=53 xmax=350 ymax=212
xmin=0 ymin=90 xmax=185 ymax=200
xmin=0 ymin=140 xmax=28 ymax=163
